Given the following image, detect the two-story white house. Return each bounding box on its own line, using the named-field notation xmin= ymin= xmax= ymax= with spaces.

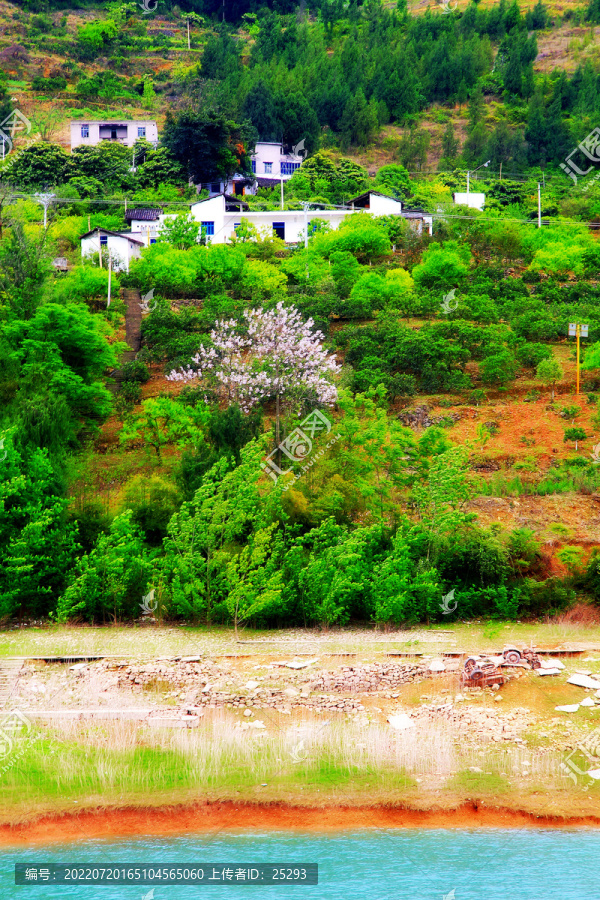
xmin=195 ymin=142 xmax=305 ymax=197
xmin=70 ymin=120 xmax=159 ymax=150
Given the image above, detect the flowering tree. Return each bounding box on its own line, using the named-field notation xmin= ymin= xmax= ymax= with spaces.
xmin=167 ymin=302 xmax=340 ymax=445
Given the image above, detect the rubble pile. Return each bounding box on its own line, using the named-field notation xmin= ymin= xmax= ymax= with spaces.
xmin=310 ymin=663 xmax=428 ymax=693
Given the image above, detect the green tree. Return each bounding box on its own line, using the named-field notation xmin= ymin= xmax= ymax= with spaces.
xmin=0 ymin=220 xmax=51 ymax=319
xmin=226 ymin=523 xmax=284 ymax=637
xmin=157 ymin=213 xmax=200 ymax=249
xmin=412 ymin=241 xmax=471 ymax=291
xmin=564 ymin=427 xmax=586 ymax=451
xmin=162 ymin=109 xmax=255 ymax=184
xmin=120 ymin=396 xmax=210 ymax=462
xmin=441 ymin=122 xmax=460 ymax=160
xmin=479 ymin=349 xmax=518 ymax=387
xmin=536 ymin=357 xmax=563 ymax=400
xmin=0 ymin=436 xmax=78 ymax=619
xmin=374 ymin=164 xmax=412 ymax=200
xmin=5 ymin=142 xmax=70 ymax=190
xmin=56 ymin=511 xmax=151 ymax=623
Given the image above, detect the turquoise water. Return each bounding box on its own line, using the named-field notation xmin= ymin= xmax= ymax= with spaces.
xmin=2 ymin=830 xmax=598 ymax=899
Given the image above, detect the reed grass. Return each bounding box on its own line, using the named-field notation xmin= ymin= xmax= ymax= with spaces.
xmin=0 ymin=715 xmax=591 ymax=822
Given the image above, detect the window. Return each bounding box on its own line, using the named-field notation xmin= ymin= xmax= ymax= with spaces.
xmin=251 ymin=159 xmax=256 ymax=174
xmin=272 ymin=222 xmax=285 ymax=240
xmin=280 ymin=162 xmax=301 ymax=176
xmin=150 ymin=238 xmax=156 ymax=245
xmin=100 ymin=235 xmax=108 ymax=246
xmin=137 ymin=126 xmax=146 ymax=138
xmin=210 ymin=183 xmax=221 ymax=194
xmin=81 ymin=124 xmax=89 ymax=138
xmin=233 ymin=222 xmax=241 ymax=233
xmin=201 ymin=221 xmax=215 ymax=236
xmin=264 ymin=162 xmax=273 ymax=174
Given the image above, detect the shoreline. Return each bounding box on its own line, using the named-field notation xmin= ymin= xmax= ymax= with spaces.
xmin=2 ymin=802 xmax=600 ymax=846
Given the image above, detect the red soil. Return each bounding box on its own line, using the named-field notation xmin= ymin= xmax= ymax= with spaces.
xmin=1 ymin=802 xmax=599 ymax=847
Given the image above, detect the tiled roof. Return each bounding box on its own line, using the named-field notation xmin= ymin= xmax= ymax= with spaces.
xmin=124 ymin=208 xmax=162 ymax=222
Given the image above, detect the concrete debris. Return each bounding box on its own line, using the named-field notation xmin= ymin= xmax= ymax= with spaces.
xmin=387 ymin=713 xmax=415 ymax=730
xmin=567 ymin=674 xmax=600 ymax=690
xmin=536 ymin=668 xmax=563 ymax=676
xmin=580 ymin=697 xmax=595 ymax=707
xmin=428 ymin=659 xmax=446 ymax=672
xmin=555 ymin=704 xmax=580 ymax=713
xmin=285 ymin=659 xmax=319 ymax=669
xmin=539 ymin=658 xmax=565 ymax=670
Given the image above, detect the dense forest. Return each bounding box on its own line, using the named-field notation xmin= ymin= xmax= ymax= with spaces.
xmin=1 ymin=0 xmax=600 ymax=629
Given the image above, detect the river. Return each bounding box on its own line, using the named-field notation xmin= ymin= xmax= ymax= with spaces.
xmin=2 ymin=829 xmax=598 ymax=899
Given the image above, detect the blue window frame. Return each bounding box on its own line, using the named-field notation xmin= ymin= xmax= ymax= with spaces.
xmin=81 ymin=124 xmax=89 ymax=138
xmin=201 ymin=221 xmax=215 ymax=236
xmin=150 ymin=238 xmax=156 ymax=244
xmin=281 ymin=162 xmax=301 ymax=176
xmin=233 ymin=222 xmax=241 ymax=232
xmin=272 ymin=222 xmax=285 ymax=240
xmin=137 ymin=126 xmax=146 ymax=138
xmin=264 ymin=162 xmax=273 ymax=174
xmin=99 ymin=235 xmax=108 ymax=246
xmin=251 ymin=159 xmax=256 ymax=174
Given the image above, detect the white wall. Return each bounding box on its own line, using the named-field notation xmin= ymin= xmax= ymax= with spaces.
xmin=70 ymin=120 xmax=158 ymax=150
xmin=81 ymin=233 xmax=142 ymax=271
xmin=360 ymin=194 xmax=403 ymax=216
xmin=453 ymin=192 xmax=485 ymax=211
xmin=251 ymin=142 xmax=303 ymax=179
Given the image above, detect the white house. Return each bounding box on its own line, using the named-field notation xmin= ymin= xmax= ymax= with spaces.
xmin=124 ymin=191 xmax=433 ymax=247
xmin=195 ymin=142 xmax=305 ymax=197
xmin=80 ymin=228 xmax=144 ymax=271
xmin=182 ymin=192 xmax=431 ymax=244
xmin=70 ymin=120 xmax=158 ymax=150
xmin=453 ymin=191 xmax=485 ymax=211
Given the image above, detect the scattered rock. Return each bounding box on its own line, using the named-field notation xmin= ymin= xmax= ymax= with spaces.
xmin=580 ymin=697 xmax=595 ymax=707
xmin=555 ymin=704 xmax=580 ymax=713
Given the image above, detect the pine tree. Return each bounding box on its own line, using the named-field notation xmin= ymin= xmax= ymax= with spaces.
xmin=467 ymin=83 xmax=485 ymax=131
xmin=441 ymin=122 xmax=459 ymax=159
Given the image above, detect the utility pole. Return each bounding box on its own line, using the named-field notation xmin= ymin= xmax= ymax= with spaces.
xmin=107 ymin=250 xmax=112 ymax=307
xmin=280 ymin=178 xmax=284 ymax=211
xmin=537 ymin=182 xmax=542 ymax=228
xmin=569 ymin=323 xmax=589 ymax=395
xmin=187 ymin=18 xmax=190 ymax=50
